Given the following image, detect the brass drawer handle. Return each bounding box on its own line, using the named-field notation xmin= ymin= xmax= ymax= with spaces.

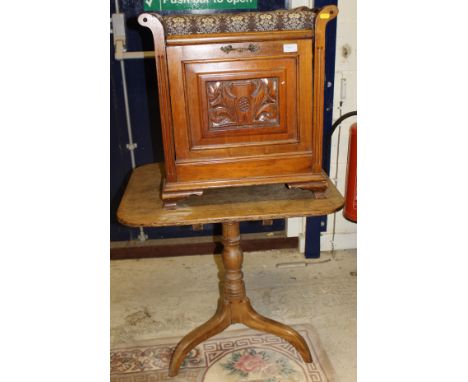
xmin=220 ymin=43 xmax=259 ymax=54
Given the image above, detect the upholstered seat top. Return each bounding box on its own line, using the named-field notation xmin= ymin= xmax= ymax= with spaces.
xmin=152 ymin=7 xmax=318 ymax=37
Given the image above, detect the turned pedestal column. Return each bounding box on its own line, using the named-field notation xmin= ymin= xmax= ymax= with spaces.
xmin=168 ymin=221 xmax=312 ymax=376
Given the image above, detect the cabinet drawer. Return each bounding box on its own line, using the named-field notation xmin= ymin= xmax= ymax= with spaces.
xmin=177 ymin=39 xmax=305 ymax=61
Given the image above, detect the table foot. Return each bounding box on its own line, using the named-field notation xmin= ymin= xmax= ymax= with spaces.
xmin=239 ymin=299 xmax=312 ymax=363
xmin=168 ymin=303 xmax=230 ymax=377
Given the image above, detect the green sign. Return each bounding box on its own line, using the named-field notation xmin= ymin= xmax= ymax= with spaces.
xmin=143 ymin=0 xmax=258 ymax=12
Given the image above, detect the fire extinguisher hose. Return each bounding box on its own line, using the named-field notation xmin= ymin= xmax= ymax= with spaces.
xmin=330 ymin=111 xmax=357 ymax=136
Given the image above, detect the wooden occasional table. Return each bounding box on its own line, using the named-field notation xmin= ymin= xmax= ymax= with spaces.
xmin=117 ymin=163 xmax=344 ymax=376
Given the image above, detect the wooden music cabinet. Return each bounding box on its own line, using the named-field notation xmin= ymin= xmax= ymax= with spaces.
xmin=138 ymin=6 xmax=338 ymax=207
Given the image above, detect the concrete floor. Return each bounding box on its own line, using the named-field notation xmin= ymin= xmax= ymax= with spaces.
xmin=111 ymin=248 xmax=356 ymax=382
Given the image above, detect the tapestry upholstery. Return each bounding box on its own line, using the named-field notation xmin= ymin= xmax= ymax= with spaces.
xmin=151 ymin=7 xmax=318 ymax=36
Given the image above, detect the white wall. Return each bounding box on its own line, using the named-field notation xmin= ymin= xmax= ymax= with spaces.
xmin=287 ymin=0 xmax=357 ymax=251
xmin=320 ymin=0 xmax=357 ymax=251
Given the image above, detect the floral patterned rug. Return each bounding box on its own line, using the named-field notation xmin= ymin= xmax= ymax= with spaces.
xmin=111 ymin=324 xmax=335 ymax=382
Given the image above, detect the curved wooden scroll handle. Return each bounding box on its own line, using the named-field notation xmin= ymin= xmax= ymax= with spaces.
xmin=311 ymin=5 xmax=339 ymax=173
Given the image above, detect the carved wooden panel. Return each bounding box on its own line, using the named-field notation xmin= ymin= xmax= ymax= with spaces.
xmin=206 ymin=78 xmax=279 ymax=130
xmin=171 ymin=49 xmax=302 ymax=158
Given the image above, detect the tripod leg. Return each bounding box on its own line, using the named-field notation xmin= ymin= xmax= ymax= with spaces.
xmin=168 ymin=304 xmax=230 ymax=376
xmin=240 ymin=301 xmax=312 ymax=363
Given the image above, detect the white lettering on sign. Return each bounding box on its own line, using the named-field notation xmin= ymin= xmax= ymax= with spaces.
xmin=283 ymin=43 xmax=298 ymax=53
xmin=163 ymin=0 xmax=254 ymax=4
xmin=167 ymin=0 xmax=211 ymax=4
xmin=227 ymin=0 xmax=254 ymax=4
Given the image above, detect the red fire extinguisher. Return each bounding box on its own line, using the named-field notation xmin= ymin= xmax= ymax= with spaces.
xmin=343 ymin=123 xmax=357 ymax=222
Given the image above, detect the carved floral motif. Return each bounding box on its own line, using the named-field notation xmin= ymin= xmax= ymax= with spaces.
xmin=206 ymin=78 xmax=279 ymax=130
